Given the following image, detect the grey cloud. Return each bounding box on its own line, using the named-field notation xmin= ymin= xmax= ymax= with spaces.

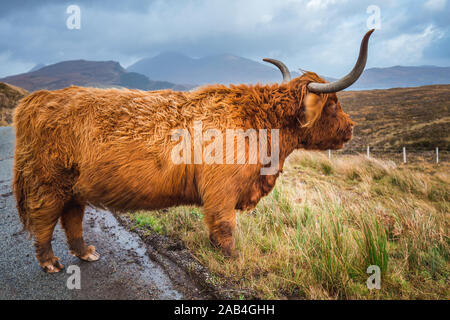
xmin=0 ymin=0 xmax=449 ymax=78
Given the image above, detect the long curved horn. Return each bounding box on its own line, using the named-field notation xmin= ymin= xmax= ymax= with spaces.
xmin=308 ymin=29 xmax=374 ymax=93
xmin=263 ymin=58 xmax=291 ymax=83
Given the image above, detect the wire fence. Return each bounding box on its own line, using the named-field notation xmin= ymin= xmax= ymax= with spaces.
xmin=325 ymin=147 xmax=450 ymax=164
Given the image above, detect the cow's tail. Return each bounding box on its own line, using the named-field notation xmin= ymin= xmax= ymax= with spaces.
xmin=12 ymin=97 xmax=34 ymax=233
xmin=12 ymin=159 xmax=31 ymax=233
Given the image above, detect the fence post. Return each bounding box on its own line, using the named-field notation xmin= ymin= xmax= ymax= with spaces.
xmin=403 ymin=147 xmax=406 ymax=164
xmin=366 ymin=146 xmax=370 ymax=158
xmin=328 ymin=149 xmax=331 ymax=160
xmin=436 ymin=147 xmax=439 ymax=164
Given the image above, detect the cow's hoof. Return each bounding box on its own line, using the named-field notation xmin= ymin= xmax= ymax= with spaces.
xmin=221 ymin=243 xmax=238 ymax=258
xmin=209 ymin=233 xmax=220 ymax=248
xmin=71 ymin=245 xmax=100 ymax=262
xmin=209 ymin=235 xmax=237 ymax=258
xmin=79 ymin=245 xmax=100 ymax=261
xmin=41 ymin=256 xmax=64 ymax=273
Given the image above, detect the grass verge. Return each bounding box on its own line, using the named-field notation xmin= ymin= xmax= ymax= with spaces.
xmin=127 ymin=151 xmax=449 ymax=299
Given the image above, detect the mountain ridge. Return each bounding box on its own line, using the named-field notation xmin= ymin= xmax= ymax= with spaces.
xmin=2 ymin=54 xmax=450 ymax=92
xmin=0 ymin=60 xmax=187 ymax=92
xmin=353 ymin=65 xmax=450 ymax=89
xmin=128 ymin=52 xmax=450 ymax=89
xmin=127 ymin=52 xmax=302 ymax=85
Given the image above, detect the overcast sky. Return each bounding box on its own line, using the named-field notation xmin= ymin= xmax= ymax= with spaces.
xmin=0 ymin=0 xmax=449 ymax=78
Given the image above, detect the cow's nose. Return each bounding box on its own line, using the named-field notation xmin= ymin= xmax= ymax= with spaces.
xmin=344 ymin=125 xmax=353 ymax=141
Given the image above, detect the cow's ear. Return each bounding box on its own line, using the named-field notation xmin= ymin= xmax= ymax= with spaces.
xmin=303 ymin=93 xmax=324 ymax=127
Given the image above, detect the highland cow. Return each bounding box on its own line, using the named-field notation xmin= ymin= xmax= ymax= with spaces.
xmin=13 ymin=30 xmax=373 ymax=272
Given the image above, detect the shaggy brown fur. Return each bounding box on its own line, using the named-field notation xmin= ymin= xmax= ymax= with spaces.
xmin=12 ymin=72 xmax=354 ymax=272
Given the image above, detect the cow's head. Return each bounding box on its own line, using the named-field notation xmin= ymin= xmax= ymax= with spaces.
xmin=264 ymin=29 xmax=374 ymax=150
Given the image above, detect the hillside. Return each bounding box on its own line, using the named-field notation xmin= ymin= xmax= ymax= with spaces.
xmin=127 ymin=52 xmax=301 ymax=85
xmin=338 ymin=84 xmax=450 ymax=152
xmin=0 ymin=60 xmax=187 ymax=92
xmin=0 ymin=82 xmax=28 ymax=125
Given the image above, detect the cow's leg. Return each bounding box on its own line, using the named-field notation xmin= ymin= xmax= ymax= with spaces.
xmin=203 ymin=201 xmax=237 ymax=257
xmin=31 ymin=191 xmax=65 ymax=273
xmin=200 ymin=170 xmax=240 ymax=257
xmin=61 ymin=201 xmax=99 ymax=262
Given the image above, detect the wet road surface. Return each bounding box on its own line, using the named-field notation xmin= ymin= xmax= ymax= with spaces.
xmin=0 ymin=126 xmax=189 ymax=299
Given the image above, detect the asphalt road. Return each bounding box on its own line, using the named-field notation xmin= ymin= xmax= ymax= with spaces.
xmin=0 ymin=126 xmax=186 ymax=299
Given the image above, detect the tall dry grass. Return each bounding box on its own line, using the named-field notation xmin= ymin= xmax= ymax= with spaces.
xmin=130 ymin=151 xmax=449 ymax=299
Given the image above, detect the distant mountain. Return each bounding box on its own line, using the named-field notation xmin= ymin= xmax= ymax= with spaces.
xmin=128 ymin=52 xmax=301 ymax=85
xmin=350 ymin=66 xmax=450 ymax=90
xmin=118 ymin=71 xmax=189 ymax=91
xmin=4 ymin=56 xmax=449 ymax=93
xmin=0 ymin=82 xmax=28 ymax=126
xmin=0 ymin=60 xmax=187 ymax=92
xmin=129 ymin=52 xmax=450 ymax=89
